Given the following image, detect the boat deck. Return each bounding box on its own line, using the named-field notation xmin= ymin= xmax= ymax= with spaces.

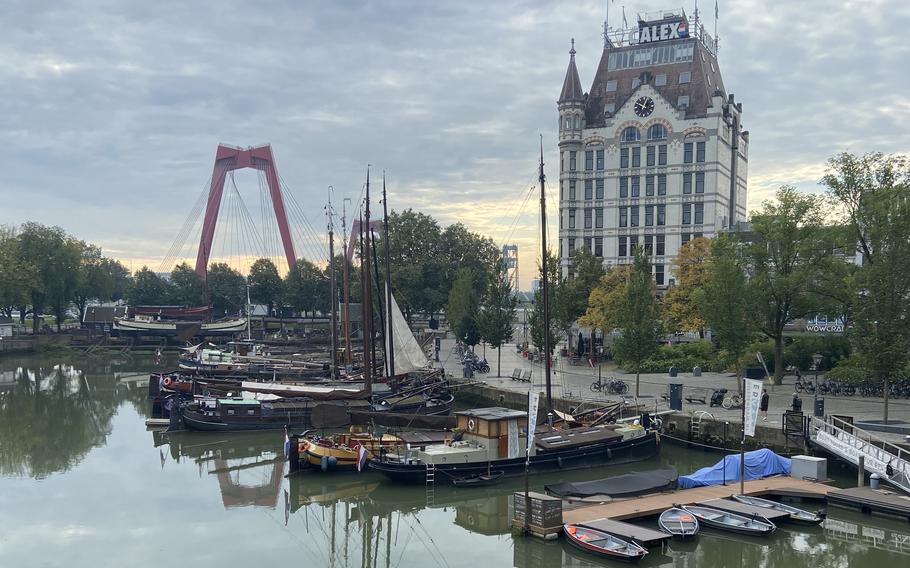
xmin=697 ymin=498 xmax=791 ymax=521
xmin=575 ymin=518 xmax=670 ymax=546
xmin=827 ymin=486 xmax=910 ymax=519
xmin=562 ymin=477 xmax=831 ymax=524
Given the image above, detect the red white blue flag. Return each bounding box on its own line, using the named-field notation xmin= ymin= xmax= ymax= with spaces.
xmin=356 ymin=443 xmax=369 ymax=472
xmin=283 ymin=427 xmax=291 ymax=459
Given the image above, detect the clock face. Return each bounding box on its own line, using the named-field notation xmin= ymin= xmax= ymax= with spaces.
xmin=634 ymin=96 xmax=655 ymax=117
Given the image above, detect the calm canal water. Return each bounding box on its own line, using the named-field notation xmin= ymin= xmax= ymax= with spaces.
xmin=1 ymin=353 xmax=908 ymax=568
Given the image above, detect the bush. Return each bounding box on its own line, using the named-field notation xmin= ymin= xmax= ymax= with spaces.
xmin=741 ymin=335 xmax=851 ymax=373
xmin=637 ymin=341 xmax=727 ymax=373
xmin=827 ymin=355 xmax=909 ymax=384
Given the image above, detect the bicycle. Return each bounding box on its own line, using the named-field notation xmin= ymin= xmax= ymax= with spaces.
xmin=722 ymin=393 xmax=743 ymax=410
xmin=794 ymin=376 xmax=816 ymax=394
xmin=590 ymin=377 xmax=628 ymax=395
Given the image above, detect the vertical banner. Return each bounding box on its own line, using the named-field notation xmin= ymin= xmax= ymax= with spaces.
xmin=507 ymin=419 xmax=519 ymax=458
xmin=744 ymin=378 xmax=763 ymax=437
xmin=526 ymin=391 xmax=540 ymax=454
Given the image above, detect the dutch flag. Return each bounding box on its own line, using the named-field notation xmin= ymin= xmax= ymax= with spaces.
xmin=283 ymin=427 xmax=291 ymax=459
xmin=356 ymin=443 xmax=369 ymax=473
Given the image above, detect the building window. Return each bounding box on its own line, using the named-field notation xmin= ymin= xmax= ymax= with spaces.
xmin=657 ymin=204 xmax=666 ymax=226
xmin=655 ymin=73 xmax=667 ymax=86
xmin=632 ymin=147 xmax=641 ymax=167
xmin=595 ymin=237 xmax=603 ymax=257
xmin=585 ymin=150 xmax=594 ymax=171
xmin=632 ymin=77 xmax=641 ymax=88
xmin=596 ymin=149 xmax=604 ymax=170
xmin=631 ymin=176 xmax=640 ymax=197
xmin=619 ymin=176 xmax=629 ymax=198
xmin=694 ymin=232 xmax=703 ymax=239
xmin=644 ymin=235 xmax=654 ymax=254
xmin=682 ymin=204 xmax=692 ymax=225
xmin=677 ymin=95 xmax=689 ymax=108
xmin=683 ymin=172 xmax=692 ymax=194
xmin=595 ymin=208 xmax=603 ymax=228
xmin=655 ymin=264 xmax=665 ymax=285
xmin=695 ymin=172 xmax=705 ymax=193
xmin=679 ymin=71 xmax=691 ymax=84
xmin=656 ymin=234 xmax=665 ymax=256
xmin=620 ymin=147 xmax=629 ymax=168
xmin=569 ymin=180 xmax=577 ymax=200
xmin=646 ymin=146 xmax=656 ymax=166
xmin=561 ymin=152 xmax=564 ymax=172
xmin=570 ymin=151 xmax=577 ymax=171
xmin=619 ymin=236 xmax=627 ymax=257
xmin=681 ymin=233 xmax=690 ymax=245
xmin=559 ymin=180 xmax=564 ymax=201
xmin=585 ymin=180 xmax=593 ymax=200
xmin=645 ymin=175 xmax=655 ymax=196
xmin=619 ymin=207 xmax=628 ymax=227
xmin=684 ymin=142 xmax=693 ymax=164
xmin=694 ymin=203 xmax=704 ymax=224
xmin=657 ymin=174 xmax=667 ymax=196
xmin=595 ymin=178 xmax=604 ymax=199
xmin=647 ymin=124 xmax=667 ymax=140
xmin=584 ymin=237 xmax=592 ymax=252
xmin=559 ymin=211 xmax=563 ymax=229
xmin=622 ymin=127 xmax=641 ymax=142
xmin=629 ymin=234 xmax=639 ymax=251
xmin=645 ymin=205 xmax=654 ymax=226
xmin=606 ymin=80 xmax=617 ymax=92
xmin=696 ymin=141 xmax=706 ymax=162
xmin=568 ymin=238 xmax=575 ymax=252
xmin=569 ymin=209 xmax=576 ymax=229
xmin=630 ymin=206 xmax=639 ymax=227
xmin=658 ymin=144 xmax=667 ymax=165
xmin=604 ymin=102 xmax=616 ymax=115
xmin=584 ymin=208 xmax=593 ymax=229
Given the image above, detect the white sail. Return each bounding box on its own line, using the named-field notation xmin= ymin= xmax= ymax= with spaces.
xmin=384 ymin=288 xmax=429 ymax=375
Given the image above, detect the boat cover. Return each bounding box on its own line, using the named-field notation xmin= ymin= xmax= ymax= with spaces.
xmin=677 ymin=448 xmax=791 ymax=489
xmin=545 ymin=468 xmax=678 ymax=498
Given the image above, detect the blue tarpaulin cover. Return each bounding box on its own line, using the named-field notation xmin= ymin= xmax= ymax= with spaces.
xmin=677 ymin=448 xmax=792 ymax=489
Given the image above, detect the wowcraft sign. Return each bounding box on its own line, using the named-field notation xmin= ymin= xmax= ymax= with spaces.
xmin=636 ymin=18 xmax=689 ymax=44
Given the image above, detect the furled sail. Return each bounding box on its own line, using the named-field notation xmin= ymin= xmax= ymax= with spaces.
xmin=384 ymin=288 xmax=429 ymax=375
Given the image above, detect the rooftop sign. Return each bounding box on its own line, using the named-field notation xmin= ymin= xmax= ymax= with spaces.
xmin=637 ymin=18 xmax=689 ymax=44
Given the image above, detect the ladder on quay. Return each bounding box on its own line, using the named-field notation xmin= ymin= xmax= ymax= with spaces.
xmin=809 ymin=415 xmax=910 ymax=495
xmin=425 ymin=463 xmax=436 ymax=507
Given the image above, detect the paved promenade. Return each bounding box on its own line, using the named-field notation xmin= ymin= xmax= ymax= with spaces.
xmin=437 ymin=338 xmax=910 ymax=427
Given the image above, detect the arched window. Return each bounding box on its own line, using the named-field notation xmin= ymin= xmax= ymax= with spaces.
xmin=622 ymin=126 xmax=640 ymax=142
xmin=647 ymin=124 xmax=667 ymax=140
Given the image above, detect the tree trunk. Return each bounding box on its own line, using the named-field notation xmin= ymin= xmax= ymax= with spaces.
xmin=497 ymin=347 xmax=501 ymax=378
xmin=772 ymin=335 xmax=784 ymax=385
xmin=635 ymin=368 xmax=641 ymax=398
xmin=56 ymin=304 xmax=63 ymax=332
xmin=31 ymin=293 xmax=39 ymax=334
xmin=883 ymin=377 xmax=890 ymax=424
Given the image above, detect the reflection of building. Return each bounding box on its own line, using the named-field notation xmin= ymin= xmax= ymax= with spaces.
xmin=558 ymin=8 xmax=748 ymax=286
xmin=213 ymin=455 xmax=285 ymax=509
xmin=454 ymin=494 xmax=511 ymax=535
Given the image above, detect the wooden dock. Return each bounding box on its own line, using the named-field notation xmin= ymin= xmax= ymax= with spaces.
xmin=827 ymin=486 xmax=910 ymax=520
xmin=562 ymin=477 xmax=831 ymax=524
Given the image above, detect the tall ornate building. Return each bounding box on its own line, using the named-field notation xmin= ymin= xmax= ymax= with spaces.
xmin=557 ymin=9 xmax=748 ymax=286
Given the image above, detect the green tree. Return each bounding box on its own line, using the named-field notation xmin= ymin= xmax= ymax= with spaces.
xmin=662 ymin=236 xmax=712 ymax=334
xmin=478 ymin=261 xmax=518 ymax=377
xmin=698 ymin=234 xmax=756 ymax=387
xmin=206 ymin=263 xmax=247 ymax=315
xmin=528 ymin=251 xmax=560 ymax=358
xmin=127 ymin=267 xmax=171 ymax=305
xmin=579 ymin=264 xmax=633 ymax=334
xmin=747 ymin=186 xmax=832 ymax=384
xmin=446 ymin=268 xmax=480 ymax=348
xmin=0 ymin=226 xmax=37 ymax=320
xmin=71 ymin=244 xmax=119 ymax=323
xmin=613 ymin=246 xmax=662 ymax=397
xmin=554 ymin=248 xmax=606 ymax=353
xmin=248 ymin=258 xmax=282 ymax=314
xmin=169 ymin=263 xmax=205 ymax=306
xmin=385 ymin=209 xmax=446 ymax=321
xmin=17 ymin=223 xmax=82 ymax=333
xmin=283 ymin=259 xmax=327 ymax=318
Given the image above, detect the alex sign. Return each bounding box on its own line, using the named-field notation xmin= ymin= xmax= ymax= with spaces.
xmin=637 ymin=19 xmax=689 ymax=44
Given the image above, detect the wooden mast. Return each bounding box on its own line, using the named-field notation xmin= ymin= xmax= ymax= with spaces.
xmin=327 ymin=188 xmax=339 ymax=379
xmin=362 ymin=166 xmax=374 ymax=394
xmin=539 ymin=135 xmax=553 ymax=411
xmin=382 ymin=172 xmax=395 ymax=378
xmin=342 ymin=198 xmax=353 ymax=366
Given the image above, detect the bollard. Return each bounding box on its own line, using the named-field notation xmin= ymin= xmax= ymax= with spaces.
xmin=858 ymin=455 xmax=865 ymax=487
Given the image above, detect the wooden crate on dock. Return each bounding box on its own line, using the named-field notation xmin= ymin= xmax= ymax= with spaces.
xmin=512 ymin=491 xmax=563 ymax=538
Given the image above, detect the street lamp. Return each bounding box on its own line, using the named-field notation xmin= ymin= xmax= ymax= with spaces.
xmin=813 ymin=352 xmax=823 ymax=417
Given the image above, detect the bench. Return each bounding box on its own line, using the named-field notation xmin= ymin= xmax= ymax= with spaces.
xmin=685 ymin=388 xmax=708 ymax=405
xmin=509 ymin=368 xmax=522 ymax=381
xmin=516 ymin=369 xmax=532 ymax=383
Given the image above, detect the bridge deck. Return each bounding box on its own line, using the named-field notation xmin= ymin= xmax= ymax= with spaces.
xmin=827 ymin=486 xmax=910 ymax=518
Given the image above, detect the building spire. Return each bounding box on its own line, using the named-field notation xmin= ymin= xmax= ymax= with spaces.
xmin=558 ymin=39 xmax=584 ymax=104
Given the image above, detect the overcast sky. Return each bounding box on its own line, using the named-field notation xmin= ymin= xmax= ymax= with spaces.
xmin=2 ymin=0 xmax=908 ymax=288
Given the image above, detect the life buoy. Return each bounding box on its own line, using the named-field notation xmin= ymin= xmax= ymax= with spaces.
xmin=163 ymin=377 xmax=173 ymax=388
xmin=467 ymin=419 xmax=476 ymax=431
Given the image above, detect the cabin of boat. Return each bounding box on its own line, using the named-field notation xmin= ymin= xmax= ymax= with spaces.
xmin=411 ymin=407 xmax=529 ymax=465
xmin=181 ymin=397 xmax=319 ymax=431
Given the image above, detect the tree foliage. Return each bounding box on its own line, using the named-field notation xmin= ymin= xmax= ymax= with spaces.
xmin=128 ymin=267 xmax=171 ymax=306
xmin=662 ymin=236 xmax=712 ymax=333
xmin=613 ymin=247 xmax=662 ymax=396
xmin=248 ymin=258 xmax=282 ymax=314
xmin=207 ymin=263 xmax=247 ymax=315
xmin=283 ymin=259 xmax=329 ymax=318
xmin=478 ymin=260 xmax=517 ymax=376
xmin=579 ymin=264 xmax=633 ymax=333
xmin=554 ymin=248 xmax=606 ymax=350
xmin=446 ymin=268 xmax=480 ymax=348
xmin=528 ymin=251 xmax=559 ymax=356
xmin=169 ymin=263 xmax=205 ymax=306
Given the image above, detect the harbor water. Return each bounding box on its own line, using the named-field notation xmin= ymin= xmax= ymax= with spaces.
xmin=1 ymin=353 xmax=908 ymax=567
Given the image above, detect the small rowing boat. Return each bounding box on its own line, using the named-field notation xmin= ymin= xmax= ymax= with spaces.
xmin=658 ymin=507 xmax=699 ymax=539
xmin=563 ymin=523 xmax=648 ymax=562
xmin=731 ymin=495 xmax=824 ymax=524
xmin=680 ymin=505 xmax=775 ymax=536
xmin=451 ymin=470 xmax=504 ymax=487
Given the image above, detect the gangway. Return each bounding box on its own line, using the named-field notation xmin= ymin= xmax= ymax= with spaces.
xmin=809 ymin=415 xmax=910 ymax=495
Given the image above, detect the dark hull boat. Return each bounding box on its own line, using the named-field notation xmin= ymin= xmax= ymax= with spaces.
xmin=178 ymin=398 xmax=346 ymax=432
xmin=451 ymin=471 xmax=504 ymax=487
xmin=658 ymin=507 xmax=699 ymax=539
xmin=563 ymin=524 xmax=648 ymax=562
xmin=681 ymin=505 xmax=775 ymax=536
xmin=370 ymin=408 xmax=659 ymax=485
xmin=731 ymin=495 xmax=824 ymax=524
xmin=545 ymin=467 xmax=677 ymax=500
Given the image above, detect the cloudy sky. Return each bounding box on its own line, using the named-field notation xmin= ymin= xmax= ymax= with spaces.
xmin=2 ymin=0 xmax=908 ymax=288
